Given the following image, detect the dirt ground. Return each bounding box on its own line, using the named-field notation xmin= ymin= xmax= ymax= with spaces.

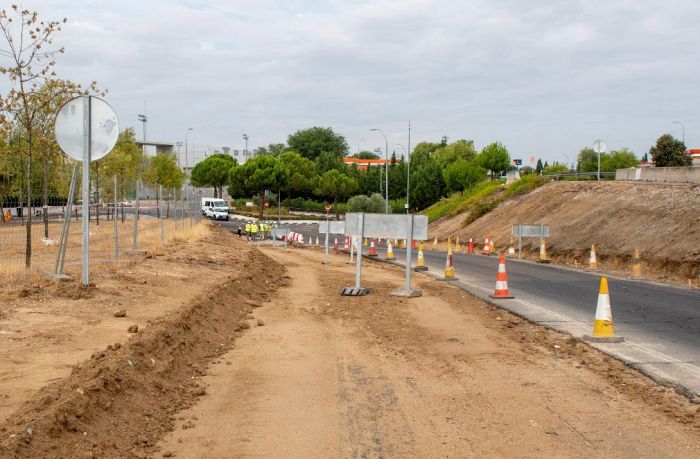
xmin=1 ymin=228 xmax=698 ymax=458
xmin=428 ymin=181 xmax=700 ymax=285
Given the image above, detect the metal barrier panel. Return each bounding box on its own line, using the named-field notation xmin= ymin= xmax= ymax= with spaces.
xmin=344 ymin=213 xmax=428 ymax=240
xmin=512 ymin=224 xmax=550 ymax=237
xmin=318 ymin=221 xmax=346 ymax=234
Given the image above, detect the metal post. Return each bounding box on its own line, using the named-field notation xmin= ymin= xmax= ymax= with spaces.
xmin=132 ymin=179 xmax=140 ymax=250
xmin=113 ymin=175 xmax=118 ymax=260
xmin=517 ymin=225 xmax=522 ymax=259
xmin=354 ymin=213 xmax=364 ymax=289
xmin=597 ymin=152 xmax=600 ymax=181
xmin=323 ymin=212 xmax=330 ymax=264
xmin=159 ymin=185 xmax=164 ymax=243
xmin=54 ymin=163 xmax=78 ymax=276
xmin=539 ymin=224 xmax=544 ymax=253
xmin=407 ymin=120 xmax=411 ymax=214
xmin=404 ymin=214 xmax=414 ymax=291
xmin=384 ymin=138 xmax=389 ymax=212
xmin=81 ymin=95 xmax=91 ymax=285
xmin=349 ymin=235 xmax=354 ymax=263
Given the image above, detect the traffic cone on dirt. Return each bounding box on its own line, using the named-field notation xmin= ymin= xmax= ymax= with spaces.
xmin=583 ymin=277 xmax=624 ymax=342
xmin=415 ymin=243 xmax=428 ymax=271
xmin=588 ymin=244 xmax=598 ymax=270
xmin=482 ymin=238 xmax=491 ymax=256
xmin=468 ymin=238 xmax=475 ymax=254
xmin=631 ymin=248 xmax=642 ymax=279
xmin=537 ymin=239 xmax=550 ymax=263
xmin=386 ymin=241 xmax=395 ymax=260
xmin=368 ymin=241 xmax=378 ymax=257
xmin=315 ymin=236 xmax=320 ymax=247
xmin=507 ymin=238 xmax=515 ymax=257
xmin=489 ymin=255 xmax=514 ymax=299
xmin=333 ymin=237 xmax=339 ymax=250
xmin=433 ymin=238 xmax=438 ymax=250
xmin=443 ymin=244 xmax=457 ymax=280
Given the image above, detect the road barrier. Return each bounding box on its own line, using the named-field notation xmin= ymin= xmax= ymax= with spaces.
xmin=583 ymin=277 xmax=624 ymax=343
xmin=490 ymin=255 xmax=514 ymax=299
xmin=631 ymin=248 xmax=642 ymax=279
xmin=386 ymin=241 xmax=395 ymax=260
xmin=589 ymin=244 xmax=598 ymax=270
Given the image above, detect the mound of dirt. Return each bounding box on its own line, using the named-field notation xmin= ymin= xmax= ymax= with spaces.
xmin=429 ymin=181 xmax=700 ymax=282
xmin=0 ymin=243 xmax=287 ymax=458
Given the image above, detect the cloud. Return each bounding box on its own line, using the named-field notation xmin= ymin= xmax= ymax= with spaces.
xmin=2 ymin=0 xmax=698 ymax=163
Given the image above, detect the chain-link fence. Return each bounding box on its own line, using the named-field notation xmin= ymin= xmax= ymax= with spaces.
xmin=1 ymin=169 xmax=201 ymax=281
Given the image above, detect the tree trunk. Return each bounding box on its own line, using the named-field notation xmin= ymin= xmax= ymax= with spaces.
xmin=25 ymin=135 xmax=33 ymax=268
xmin=156 ymin=186 xmax=161 ymax=219
xmin=258 ymin=190 xmax=265 ymax=220
xmin=42 ymin=152 xmax=49 ymax=238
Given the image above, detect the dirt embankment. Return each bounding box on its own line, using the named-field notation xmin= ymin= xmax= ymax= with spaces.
xmin=429 ymin=181 xmax=700 ymax=283
xmin=0 ymin=224 xmax=286 ymax=458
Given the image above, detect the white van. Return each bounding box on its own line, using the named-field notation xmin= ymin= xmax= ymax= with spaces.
xmin=201 ymin=198 xmax=230 ymax=221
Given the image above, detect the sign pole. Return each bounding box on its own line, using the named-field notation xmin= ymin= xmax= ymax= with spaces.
xmin=354 ymin=213 xmax=364 ymax=289
xmin=404 ymin=213 xmax=414 ymax=291
xmin=114 ymin=174 xmax=118 ymax=259
xmin=81 ymin=95 xmax=91 ymax=285
xmin=518 ymin=224 xmax=522 ymax=259
xmin=53 ymin=163 xmax=78 ymax=278
xmin=323 ymin=210 xmax=330 ymax=264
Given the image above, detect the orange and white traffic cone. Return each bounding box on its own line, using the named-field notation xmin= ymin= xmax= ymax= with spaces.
xmin=589 ymin=244 xmax=598 ymax=270
xmin=415 ymin=243 xmax=428 ymax=271
xmin=468 ymin=238 xmax=475 ymax=254
xmin=584 ymin=277 xmax=624 ymax=342
xmin=443 ymin=243 xmax=457 ymax=280
xmin=482 ymin=238 xmax=490 ymax=255
xmin=386 ymin=241 xmax=395 ymax=260
xmin=343 ymin=237 xmax=350 ymax=252
xmin=315 ymin=236 xmax=320 ymax=247
xmin=537 ymin=239 xmax=550 ymax=263
xmin=489 ymin=237 xmax=495 ymax=254
xmin=333 ymin=237 xmax=339 ymax=250
xmin=631 ymin=248 xmax=642 ymax=279
xmin=490 ymin=255 xmax=514 ymax=299
xmin=507 ymin=239 xmax=515 ymax=257
xmin=368 ymin=241 xmax=378 ymax=257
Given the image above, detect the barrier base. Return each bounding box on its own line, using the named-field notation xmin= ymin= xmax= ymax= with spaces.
xmin=582 ymin=335 xmax=625 ymax=343
xmin=489 ymin=294 xmax=514 ymax=299
xmin=367 ymin=254 xmax=378 ymax=257
xmin=536 ymin=259 xmax=551 ymax=264
xmin=340 ymin=286 xmax=372 ymax=296
xmin=390 ymin=288 xmax=422 ymax=298
xmin=414 ymin=266 xmax=429 ymax=272
xmin=441 ymin=276 xmax=459 ymax=282
xmin=46 ymin=271 xmax=72 ymax=282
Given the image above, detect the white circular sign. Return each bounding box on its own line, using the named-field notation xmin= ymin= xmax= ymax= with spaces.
xmin=592 ymin=139 xmax=607 ymax=154
xmin=55 ymin=96 xmax=119 ymax=162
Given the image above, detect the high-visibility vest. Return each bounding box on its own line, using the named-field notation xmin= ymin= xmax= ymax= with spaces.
xmin=245 ymin=223 xmax=250 ymax=233
xmin=259 ymin=223 xmax=264 ymax=232
xmin=250 ymin=224 xmax=258 ymax=233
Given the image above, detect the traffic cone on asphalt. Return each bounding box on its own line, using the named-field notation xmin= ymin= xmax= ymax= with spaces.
xmin=455 ymin=236 xmax=460 ymax=252
xmin=583 ymin=277 xmax=624 ymax=342
xmin=589 ymin=244 xmax=598 ymax=270
xmin=537 ymin=239 xmax=550 ymax=263
xmin=377 ymin=238 xmax=383 ymax=247
xmin=363 ymin=237 xmax=368 ymax=247
xmin=412 ymin=239 xmax=417 ymax=249
xmin=443 ymin=244 xmax=457 ymax=280
xmin=468 ymin=238 xmax=475 ymax=254
xmin=482 ymin=238 xmax=491 ymax=255
xmin=489 ymin=255 xmax=514 ymax=299
xmin=343 ymin=237 xmax=350 ymax=252
xmin=333 ymin=237 xmax=339 ymax=250
xmin=415 ymin=243 xmax=428 ymax=271
xmin=507 ymin=239 xmax=515 ymax=257
xmin=489 ymin=237 xmax=496 ymax=253
xmin=631 ymin=248 xmax=642 ymax=279
xmin=386 ymin=241 xmax=395 ymax=260
xmin=368 ymin=241 xmax=378 ymax=257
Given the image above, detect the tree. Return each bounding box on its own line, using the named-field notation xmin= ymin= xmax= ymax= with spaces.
xmin=347 ymin=192 xmax=386 ymax=213
xmin=190 ymin=154 xmax=235 ymax=197
xmin=542 ymin=162 xmax=569 ymax=175
xmin=577 ymin=147 xmax=598 ymax=172
xmin=535 ymin=159 xmax=544 ymax=175
xmin=143 ymin=152 xmax=185 ymax=216
xmin=229 ymin=155 xmax=288 ymax=219
xmin=477 ymin=142 xmax=510 ymax=179
xmin=641 ymin=152 xmax=648 ymax=163
xmin=650 ymin=134 xmax=690 ymax=167
xmin=410 ymin=141 xmax=441 ymax=170
xmin=100 ymin=128 xmax=144 ymax=220
xmin=602 ymin=148 xmax=639 ymax=171
xmin=287 ymin=127 xmax=348 ymax=160
xmin=0 ymin=6 xmax=67 ymax=267
xmin=411 ymin=159 xmax=445 ymax=210
xmin=520 ymin=166 xmax=534 ymax=175
xmin=256 ymin=143 xmax=287 ymax=157
xmin=443 ymin=159 xmax=485 ymax=193
xmin=433 ymin=139 xmax=477 ymax=168
xmin=351 ymin=151 xmax=379 ymax=159
xmin=279 ymin=150 xmax=316 ymax=199
xmin=314 ymin=151 xmax=344 ymax=175
xmin=315 ymin=169 xmax=357 ymax=213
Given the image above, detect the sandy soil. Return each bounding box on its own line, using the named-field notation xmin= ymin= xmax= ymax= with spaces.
xmin=428 ymin=181 xmax=700 ymax=285
xmin=157 ymin=246 xmax=698 ymax=458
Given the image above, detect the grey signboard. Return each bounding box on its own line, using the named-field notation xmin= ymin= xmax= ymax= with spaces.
xmin=318 ymin=221 xmax=346 ymax=234
xmin=344 ymin=213 xmax=428 ymax=240
xmin=512 ymin=224 xmax=549 ymax=237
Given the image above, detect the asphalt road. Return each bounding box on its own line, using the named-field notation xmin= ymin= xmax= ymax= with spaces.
xmin=219 ymin=217 xmax=700 ymax=397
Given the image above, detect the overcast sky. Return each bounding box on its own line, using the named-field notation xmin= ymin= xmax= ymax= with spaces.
xmin=5 ymin=0 xmax=699 ymax=166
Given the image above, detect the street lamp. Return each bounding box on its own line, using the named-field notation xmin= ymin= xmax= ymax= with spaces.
xmin=176 ymin=141 xmax=183 ymax=167
xmin=137 ymin=114 xmax=147 ymax=142
xmin=370 ymin=128 xmax=389 ymax=213
xmin=243 ymin=133 xmax=249 ymax=156
xmin=395 ymin=143 xmax=408 ymax=214
xmin=593 ymin=139 xmax=606 ymax=181
xmin=672 ymin=121 xmax=685 ymax=145
xmin=185 ymin=128 xmax=194 ymax=173
xmin=357 ymin=137 xmax=365 ymax=155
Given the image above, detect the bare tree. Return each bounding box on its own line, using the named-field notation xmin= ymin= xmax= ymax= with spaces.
xmin=0 ymin=5 xmax=66 ymax=267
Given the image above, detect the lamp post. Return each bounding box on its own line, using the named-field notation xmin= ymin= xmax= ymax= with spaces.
xmin=672 ymin=121 xmax=685 ymax=145
xmin=185 ymin=128 xmax=194 ymax=174
xmin=395 ymin=143 xmax=408 ymax=214
xmin=593 ymin=139 xmax=606 ymax=181
xmin=357 ymin=137 xmax=365 ymax=155
xmin=243 ymin=133 xmax=249 ymax=156
xmin=176 ymin=141 xmax=183 ymax=167
xmin=370 ymin=128 xmax=389 ymax=213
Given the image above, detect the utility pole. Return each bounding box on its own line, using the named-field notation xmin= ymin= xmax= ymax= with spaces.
xmin=176 ymin=141 xmax=183 ymax=168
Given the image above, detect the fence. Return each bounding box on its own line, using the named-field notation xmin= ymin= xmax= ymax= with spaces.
xmin=0 ymin=174 xmax=202 ymax=282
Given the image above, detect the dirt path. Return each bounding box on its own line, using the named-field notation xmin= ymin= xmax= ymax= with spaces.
xmin=159 ymin=246 xmax=699 ymax=458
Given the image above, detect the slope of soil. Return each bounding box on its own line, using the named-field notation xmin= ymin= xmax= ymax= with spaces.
xmin=0 ymin=224 xmax=286 ymax=458
xmin=429 ymin=181 xmax=700 ymax=283
xmin=157 ymin=246 xmax=698 ymax=457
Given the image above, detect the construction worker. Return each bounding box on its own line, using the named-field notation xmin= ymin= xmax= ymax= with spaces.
xmin=250 ymin=220 xmax=258 ymax=241
xmin=237 ymin=225 xmax=242 ymax=238
xmin=245 ymin=222 xmax=251 ymax=240
xmin=259 ymin=221 xmax=265 ymax=240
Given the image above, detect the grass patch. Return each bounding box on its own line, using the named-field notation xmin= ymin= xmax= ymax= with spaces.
xmin=502 ymin=174 xmax=549 ymax=198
